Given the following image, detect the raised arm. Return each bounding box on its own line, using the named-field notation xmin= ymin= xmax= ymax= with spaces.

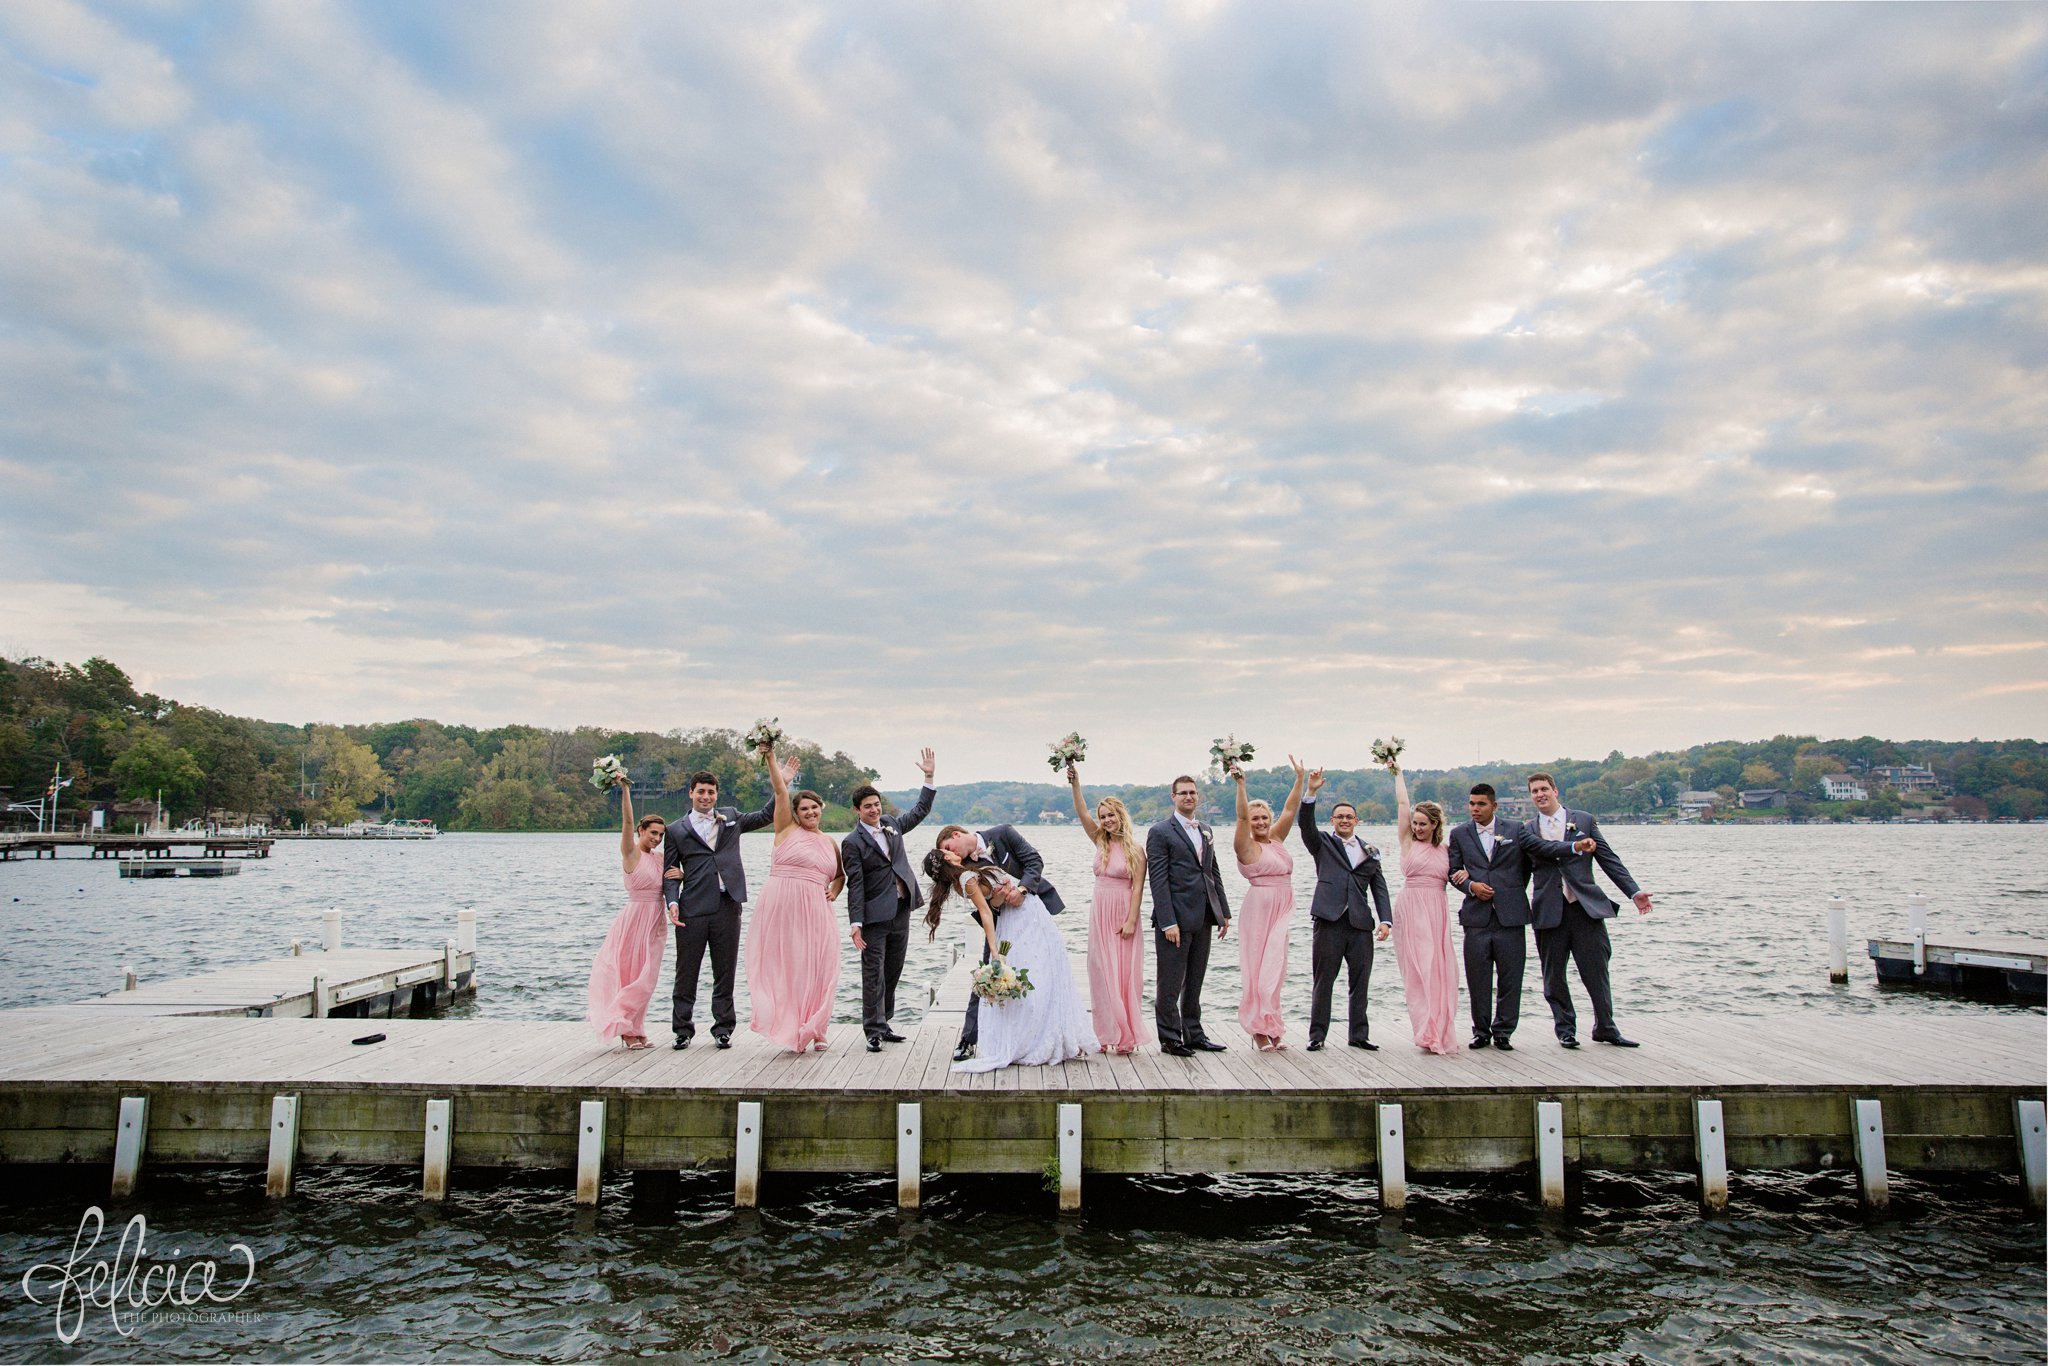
xmin=1298 ymin=768 xmax=1326 ymax=856
xmin=617 ymin=782 xmax=639 ymax=873
xmin=1393 ymin=767 xmax=1412 ymax=848
xmin=734 ymin=788 xmax=776 ymax=834
xmin=766 ymin=744 xmax=795 ymax=835
xmin=1231 ymin=771 xmax=1258 ymax=865
xmin=1269 ymin=755 xmax=1308 ymax=843
xmin=1067 ymin=764 xmax=1101 ymax=841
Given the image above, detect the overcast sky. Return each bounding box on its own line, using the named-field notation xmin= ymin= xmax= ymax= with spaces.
xmin=2 ymin=2 xmax=2043 ymax=785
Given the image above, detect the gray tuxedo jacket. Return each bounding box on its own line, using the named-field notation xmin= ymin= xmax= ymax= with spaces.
xmin=1298 ymin=798 xmax=1391 ymax=929
xmin=662 ymin=795 xmax=776 ymax=918
xmin=1145 ymin=816 xmax=1231 ymax=932
xmin=840 ymin=786 xmax=935 ymax=925
xmin=1525 ymin=808 xmax=1641 ymax=928
xmin=979 ymin=825 xmax=1064 ymax=914
xmin=1445 ymin=817 xmax=1582 ymax=929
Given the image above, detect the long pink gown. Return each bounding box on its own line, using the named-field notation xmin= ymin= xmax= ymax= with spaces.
xmin=1235 ymin=840 xmax=1295 ymax=1042
xmin=747 ymin=827 xmax=841 ymax=1052
xmin=1085 ymin=842 xmax=1149 ymax=1053
xmin=586 ymin=849 xmax=669 ymax=1041
xmin=1393 ymin=839 xmax=1461 ymax=1055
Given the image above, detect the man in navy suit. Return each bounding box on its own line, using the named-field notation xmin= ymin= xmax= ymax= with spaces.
xmin=1447 ymin=782 xmax=1593 ymax=1051
xmin=842 ymin=749 xmax=937 ymax=1052
xmin=1145 ymin=774 xmax=1233 ymax=1056
xmin=1298 ymin=769 xmax=1391 ymax=1050
xmin=944 ymin=823 xmax=1064 ymax=1062
xmin=663 ymin=770 xmax=775 ymax=1049
xmin=1525 ymin=772 xmax=1655 ymax=1049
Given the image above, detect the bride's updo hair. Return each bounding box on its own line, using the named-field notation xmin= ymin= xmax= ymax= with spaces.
xmin=923 ymin=826 xmax=995 ymax=940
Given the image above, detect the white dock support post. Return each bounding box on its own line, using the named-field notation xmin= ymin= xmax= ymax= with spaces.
xmin=1057 ymin=1102 xmax=1082 ymax=1212
xmin=1825 ymin=897 xmax=1849 ymax=984
xmin=121 ymin=965 xmax=137 ymax=991
xmin=574 ymin=1100 xmax=606 ymax=1206
xmin=1851 ymin=1097 xmax=1888 ymax=1211
xmin=322 ymin=908 xmax=342 ymax=953
xmin=1377 ymin=1102 xmax=1407 ymax=1211
xmin=422 ymin=1098 xmax=453 ymax=1202
xmin=2015 ymin=1099 xmax=2045 ymax=1215
xmin=110 ymin=1096 xmax=148 ymax=1198
xmin=1535 ymin=1101 xmax=1565 ymax=1209
xmin=290 ymin=939 xmax=303 ymax=958
xmin=1694 ymin=1099 xmax=1729 ymax=1215
xmin=456 ymin=909 xmax=477 ymax=955
xmin=735 ymin=1101 xmax=763 ymax=1208
xmin=442 ymin=940 xmax=458 ymax=989
xmin=1907 ymin=893 xmax=1928 ymax=975
xmin=896 ymin=1103 xmax=922 ymax=1210
xmin=311 ymin=974 xmax=328 ymax=1019
xmin=265 ymin=1095 xmax=301 ymax=1198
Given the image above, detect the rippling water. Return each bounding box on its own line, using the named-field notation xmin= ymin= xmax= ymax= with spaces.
xmin=1 ymin=826 xmax=2042 ymax=1362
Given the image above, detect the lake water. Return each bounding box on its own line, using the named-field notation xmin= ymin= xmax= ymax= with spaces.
xmin=1 ymin=824 xmax=2043 ymax=1361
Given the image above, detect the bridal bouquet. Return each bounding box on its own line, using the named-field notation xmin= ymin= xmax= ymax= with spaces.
xmin=743 ymin=717 xmax=785 ymax=759
xmin=589 ymin=755 xmax=630 ymax=790
xmin=971 ymin=943 xmax=1034 ymax=1004
xmin=1370 ymin=736 xmax=1405 ymax=770
xmin=1046 ymin=732 xmax=1088 ymax=772
xmin=1209 ymin=734 xmax=1255 ymax=780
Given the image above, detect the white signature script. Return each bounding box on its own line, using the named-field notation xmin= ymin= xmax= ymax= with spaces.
xmin=20 ymin=1207 xmax=256 ymax=1343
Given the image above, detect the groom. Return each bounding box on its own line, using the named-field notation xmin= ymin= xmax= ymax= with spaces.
xmin=946 ymin=823 xmax=1063 ymax=1062
xmin=1145 ymin=775 xmax=1231 ymax=1056
xmin=663 ymin=769 xmax=775 ymax=1049
xmin=842 ymin=749 xmax=937 ymax=1052
xmin=1298 ymin=770 xmax=1391 ymax=1050
xmin=1525 ymin=772 xmax=1654 ymax=1049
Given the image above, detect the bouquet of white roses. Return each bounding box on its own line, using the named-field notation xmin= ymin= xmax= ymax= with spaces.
xmin=589 ymin=755 xmax=630 ymax=790
xmin=1046 ymin=732 xmax=1088 ymax=772
xmin=1370 ymin=736 xmax=1405 ymax=770
xmin=743 ymin=717 xmax=785 ymax=760
xmin=1208 ymin=734 xmax=1255 ymax=780
xmin=971 ymin=943 xmax=1034 ymax=1004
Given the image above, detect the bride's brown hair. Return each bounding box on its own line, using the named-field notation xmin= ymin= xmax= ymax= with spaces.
xmin=922 ymin=825 xmax=997 ymax=940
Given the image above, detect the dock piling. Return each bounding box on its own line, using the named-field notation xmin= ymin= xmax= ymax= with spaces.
xmin=574 ymin=1100 xmax=605 ymax=1206
xmin=121 ymin=965 xmax=137 ymax=992
xmin=1852 ymin=1097 xmax=1889 ymax=1211
xmin=422 ymin=1098 xmax=452 ymax=1201
xmin=896 ymin=1103 xmax=921 ymax=1210
xmin=735 ymin=1101 xmax=763 ymax=1208
xmin=1693 ymin=1099 xmax=1729 ymax=1214
xmin=1057 ymin=1103 xmax=1082 ymax=1211
xmin=311 ymin=974 xmax=328 ymax=1019
xmin=1535 ymin=1101 xmax=1565 ymax=1209
xmin=322 ymin=909 xmax=342 ymax=953
xmin=1377 ymin=1102 xmax=1407 ymax=1211
xmin=1826 ymin=898 xmax=1849 ymax=984
xmin=456 ymin=909 xmax=477 ymax=955
xmin=2015 ymin=1099 xmax=2045 ymax=1214
xmin=1908 ymin=894 xmax=1928 ymax=976
xmin=110 ymin=1096 xmax=148 ymax=1198
xmin=290 ymin=939 xmax=303 ymax=958
xmin=265 ymin=1095 xmax=301 ymax=1198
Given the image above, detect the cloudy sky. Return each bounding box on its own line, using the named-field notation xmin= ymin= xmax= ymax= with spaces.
xmin=2 ymin=2 xmax=2043 ymax=784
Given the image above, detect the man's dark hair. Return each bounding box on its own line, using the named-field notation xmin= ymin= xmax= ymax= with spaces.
xmin=1331 ymin=801 xmax=1358 ymax=817
xmin=688 ymin=771 xmax=719 ymax=792
xmin=849 ymin=784 xmax=882 ymax=810
xmin=1527 ymin=771 xmax=1555 ymax=789
xmin=1470 ymin=783 xmax=1497 ymax=799
xmin=1171 ymin=774 xmax=1199 ymax=792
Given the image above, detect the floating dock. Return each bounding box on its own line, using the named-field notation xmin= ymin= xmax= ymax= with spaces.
xmin=1869 ymin=935 xmax=2047 ymax=1000
xmin=116 ymin=858 xmax=240 ymax=879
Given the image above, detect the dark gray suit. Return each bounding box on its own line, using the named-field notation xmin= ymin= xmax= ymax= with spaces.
xmin=841 ymin=786 xmax=934 ymax=1040
xmin=1145 ymin=814 xmax=1231 ymax=1049
xmin=1445 ymin=818 xmax=1578 ymax=1042
xmin=956 ymin=826 xmax=1063 ymax=1049
xmin=1526 ymin=807 xmax=1642 ymax=1039
xmin=663 ymin=795 xmax=775 ymax=1042
xmin=1298 ymin=797 xmax=1392 ymax=1047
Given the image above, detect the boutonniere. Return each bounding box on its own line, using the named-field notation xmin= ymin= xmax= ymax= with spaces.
xmin=1362 ymin=844 xmax=1380 ymax=861
xmin=1564 ymin=822 xmax=1582 ymax=840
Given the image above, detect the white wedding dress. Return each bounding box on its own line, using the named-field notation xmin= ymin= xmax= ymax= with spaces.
xmin=954 ymin=869 xmax=1099 ymax=1072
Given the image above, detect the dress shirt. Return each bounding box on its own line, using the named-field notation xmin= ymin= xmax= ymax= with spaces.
xmin=1538 ymin=808 xmax=1578 ymax=901
xmin=689 ymin=810 xmax=725 ymax=893
xmin=1476 ymin=820 xmax=1496 ymax=859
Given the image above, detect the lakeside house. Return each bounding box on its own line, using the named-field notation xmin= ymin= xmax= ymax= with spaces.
xmin=1676 ymin=790 xmax=1719 ymax=816
xmin=1870 ymin=763 xmax=1941 ymax=793
xmin=1741 ymin=788 xmax=1786 ymax=809
xmin=1818 ymin=773 xmax=1869 ymax=802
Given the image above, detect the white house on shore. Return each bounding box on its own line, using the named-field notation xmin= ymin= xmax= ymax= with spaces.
xmin=1818 ymin=773 xmax=1869 ymax=802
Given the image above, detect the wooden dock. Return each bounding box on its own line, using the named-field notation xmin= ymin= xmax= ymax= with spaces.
xmin=0 ymin=953 xmax=2040 ymax=1215
xmin=116 ymin=858 xmax=240 ymax=879
xmin=1869 ymin=934 xmax=2048 ymax=1000
xmin=0 ymin=833 xmax=274 ymax=860
xmin=81 ymin=946 xmax=475 ymax=1019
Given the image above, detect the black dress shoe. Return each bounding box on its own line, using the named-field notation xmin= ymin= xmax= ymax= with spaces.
xmin=1349 ymin=1040 xmax=1378 ymax=1051
xmin=1306 ymin=1040 xmax=1326 ymax=1051
xmin=1160 ymin=1041 xmax=1194 ymax=1057
xmin=866 ymin=1037 xmax=882 ymax=1053
xmin=1558 ymin=1034 xmax=1580 ymax=1049
xmin=952 ymin=1043 xmax=976 ymax=1062
xmin=1493 ymin=1037 xmax=1514 ymax=1052
xmin=1470 ymin=1035 xmax=1492 ymax=1049
xmin=714 ymin=1035 xmax=732 ymax=1050
xmin=672 ymin=1035 xmax=691 ymax=1050
xmin=880 ymin=1030 xmax=908 ymax=1043
xmin=1193 ymin=1039 xmax=1227 ymax=1052
xmin=1591 ymin=1029 xmax=1640 ymax=1047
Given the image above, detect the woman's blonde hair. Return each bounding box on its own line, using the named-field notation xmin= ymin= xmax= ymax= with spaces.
xmin=1092 ymin=796 xmax=1146 ymax=902
xmin=1246 ymin=798 xmax=1274 ymax=821
xmin=1413 ymin=800 xmax=1446 ymax=846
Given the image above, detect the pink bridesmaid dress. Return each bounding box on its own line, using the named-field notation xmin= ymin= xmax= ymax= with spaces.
xmin=1234 ymin=840 xmax=1295 ymax=1043
xmin=586 ymin=850 xmax=670 ymax=1041
xmin=1392 ymin=840 xmax=1461 ymax=1054
xmin=747 ymin=827 xmax=841 ymax=1052
xmin=1085 ymin=842 xmax=1149 ymax=1053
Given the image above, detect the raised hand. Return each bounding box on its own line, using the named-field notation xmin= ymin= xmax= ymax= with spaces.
xmin=1307 ymin=767 xmax=1326 ymax=795
xmin=917 ymin=747 xmax=935 ymax=782
xmin=778 ymin=756 xmax=801 ymax=786
xmin=1289 ymin=754 xmax=1305 ymax=779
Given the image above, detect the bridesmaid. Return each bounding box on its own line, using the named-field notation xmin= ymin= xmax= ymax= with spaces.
xmin=746 ymin=741 xmax=846 ymax=1053
xmin=1391 ymin=765 xmax=1460 ymax=1054
xmin=1231 ymin=756 xmax=1307 ymax=1052
xmin=1067 ymin=761 xmax=1149 ymax=1054
xmin=585 ymin=780 xmax=667 ymax=1050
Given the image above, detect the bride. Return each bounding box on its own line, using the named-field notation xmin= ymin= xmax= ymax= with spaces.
xmin=924 ymin=826 xmax=1097 ymax=1072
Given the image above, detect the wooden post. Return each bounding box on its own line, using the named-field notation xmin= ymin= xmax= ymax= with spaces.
xmin=574 ymin=1100 xmax=606 ymax=1206
xmin=322 ymin=908 xmax=342 ymax=953
xmin=442 ymin=940 xmax=458 ymax=989
xmin=1535 ymin=1100 xmax=1565 ymax=1209
xmin=2015 ymin=1099 xmax=2045 ymax=1215
xmin=265 ymin=1095 xmax=301 ymax=1198
xmin=1693 ymin=1099 xmax=1728 ymax=1215
xmin=1825 ymin=898 xmax=1848 ymax=984
xmin=1057 ymin=1102 xmax=1082 ymax=1212
xmin=290 ymin=939 xmax=303 ymax=958
xmin=1377 ymin=1102 xmax=1407 ymax=1211
xmin=456 ymin=909 xmax=477 ymax=955
xmin=311 ymin=974 xmax=328 ymax=1019
xmin=111 ymin=1096 xmax=148 ymax=1198
xmin=422 ymin=1098 xmax=452 ymax=1202
xmin=1852 ymin=1097 xmax=1888 ymax=1211
xmin=735 ymin=1101 xmax=763 ymax=1208
xmin=121 ymin=966 xmax=138 ymax=992
xmin=896 ymin=1103 xmax=921 ymax=1210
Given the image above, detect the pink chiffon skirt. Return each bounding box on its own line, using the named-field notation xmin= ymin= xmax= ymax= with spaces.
xmin=1086 ymin=874 xmax=1148 ymax=1052
xmin=747 ymin=875 xmax=838 ymax=1051
xmin=587 ymin=896 xmax=668 ymax=1040
xmin=1236 ymin=881 xmax=1293 ymax=1040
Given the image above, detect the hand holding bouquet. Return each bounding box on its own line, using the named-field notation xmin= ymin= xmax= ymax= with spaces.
xmin=971 ymin=942 xmax=1034 ymax=1004
xmin=589 ymin=755 xmax=630 ymax=790
xmin=1370 ymin=736 xmax=1405 ymax=772
xmin=743 ymin=718 xmax=785 ymax=761
xmin=1047 ymin=732 xmax=1088 ymax=773
xmin=1209 ymin=734 xmax=1255 ymax=780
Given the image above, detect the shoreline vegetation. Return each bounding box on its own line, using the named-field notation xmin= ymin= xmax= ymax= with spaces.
xmin=2 ymin=654 xmax=2041 ymax=834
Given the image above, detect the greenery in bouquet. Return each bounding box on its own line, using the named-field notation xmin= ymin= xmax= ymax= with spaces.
xmin=971 ymin=942 xmax=1034 ymax=1004
xmin=589 ymin=754 xmax=629 ymax=790
xmin=1046 ymin=732 xmax=1088 ymax=772
xmin=1208 ymin=734 xmax=1255 ymax=780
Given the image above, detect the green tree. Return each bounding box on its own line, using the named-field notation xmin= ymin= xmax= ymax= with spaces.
xmin=306 ymin=725 xmax=385 ymax=824
xmin=110 ymin=733 xmax=205 ymax=817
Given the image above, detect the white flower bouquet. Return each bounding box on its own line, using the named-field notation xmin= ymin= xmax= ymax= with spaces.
xmin=743 ymin=717 xmax=785 ymax=760
xmin=1047 ymin=732 xmax=1088 ymax=772
xmin=1370 ymin=736 xmax=1405 ymax=770
xmin=589 ymin=755 xmax=630 ymax=790
xmin=1209 ymin=734 xmax=1255 ymax=780
xmin=971 ymin=943 xmax=1034 ymax=1004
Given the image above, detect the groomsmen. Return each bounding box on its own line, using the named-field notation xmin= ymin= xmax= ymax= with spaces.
xmin=1525 ymin=773 xmax=1654 ymax=1049
xmin=1447 ymin=783 xmax=1593 ymax=1050
xmin=1145 ymin=775 xmax=1232 ymax=1056
xmin=1298 ymin=770 xmax=1391 ymax=1050
xmin=842 ymin=749 xmax=937 ymax=1052
xmin=663 ymin=770 xmax=775 ymax=1049
xmin=945 ymin=823 xmax=1064 ymax=1062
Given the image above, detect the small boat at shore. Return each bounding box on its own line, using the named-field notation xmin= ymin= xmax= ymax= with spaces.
xmin=335 ymin=818 xmax=439 ymax=839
